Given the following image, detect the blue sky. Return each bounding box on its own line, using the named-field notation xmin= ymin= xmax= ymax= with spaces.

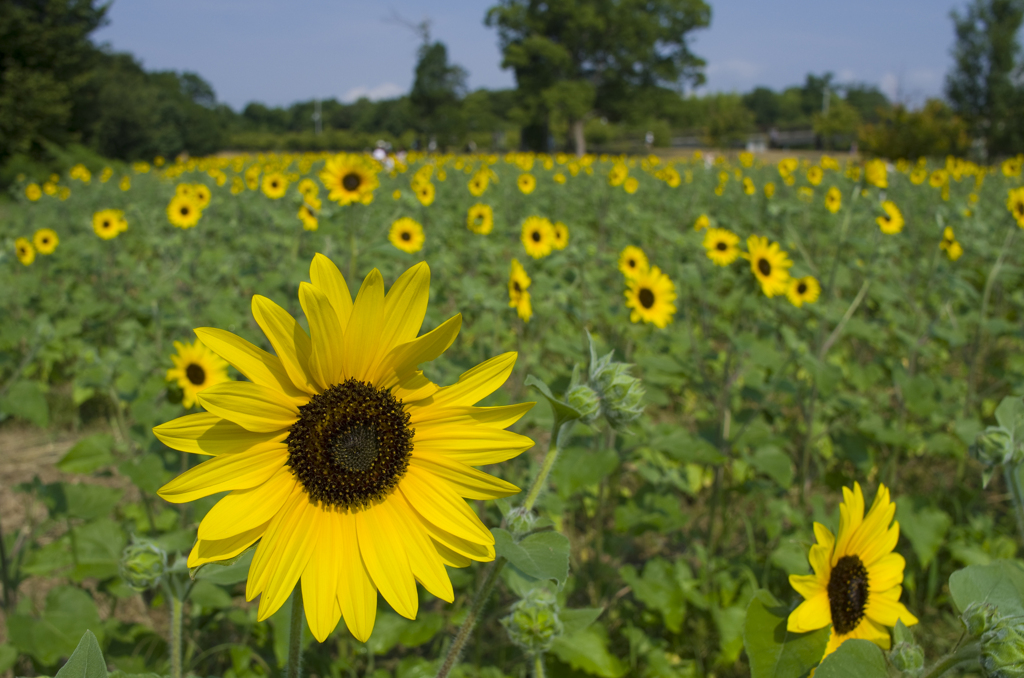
xmin=92 ymin=0 xmax=963 ymax=111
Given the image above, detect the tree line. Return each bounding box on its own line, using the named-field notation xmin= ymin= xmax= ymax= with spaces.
xmin=1 ymin=0 xmax=1022 ymax=184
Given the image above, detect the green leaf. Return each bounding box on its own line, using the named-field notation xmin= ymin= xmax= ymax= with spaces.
xmin=492 ymin=528 xmax=570 ymax=588
xmin=70 ymin=519 xmax=127 ymax=581
xmin=551 ymin=446 xmax=619 ymax=499
xmin=64 ymin=484 xmax=123 ymax=520
xmin=619 ymin=558 xmax=688 ymax=633
xmin=742 ymin=589 xmax=828 ymax=678
xmin=560 ymin=607 xmax=604 ymax=636
xmin=749 ymin=446 xmax=794 ymax=488
xmin=813 ymin=639 xmax=887 ymax=678
xmin=648 ymin=429 xmax=725 ymax=465
xmin=525 ymin=374 xmax=582 ymax=430
xmin=7 ymin=586 xmax=104 ymax=666
xmin=118 ymin=454 xmax=170 ymax=495
xmin=949 ymin=560 xmax=1024 ymax=617
xmin=57 ymin=434 xmax=114 ymax=474
xmin=191 ymin=546 xmax=254 ymax=585
xmin=896 ymin=504 xmax=951 ymax=568
xmin=0 ymin=644 xmax=17 ymax=673
xmin=551 ymin=626 xmax=628 ymax=678
xmin=995 ymin=396 xmax=1024 ymax=442
xmin=0 ymin=380 xmax=50 ymax=427
xmin=53 ymin=631 xmax=106 ymax=678
xmin=189 ymin=580 xmax=233 ymax=609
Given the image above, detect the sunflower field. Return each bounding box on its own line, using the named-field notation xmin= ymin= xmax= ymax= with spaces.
xmin=3 ymin=149 xmax=1024 ymax=678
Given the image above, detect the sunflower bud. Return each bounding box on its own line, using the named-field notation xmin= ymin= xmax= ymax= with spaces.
xmin=120 ymin=539 xmax=167 ymax=592
xmin=507 ymin=507 xmax=537 ymax=538
xmin=963 ymin=602 xmax=999 ymax=637
xmin=501 ymin=588 xmax=563 ymax=654
xmin=566 ymin=378 xmax=601 ymax=424
xmin=981 ymin=616 xmax=1024 ymax=678
xmin=584 ymin=333 xmax=645 ymax=431
xmin=972 ymin=428 xmax=1012 ymax=469
xmin=889 ymin=640 xmax=925 ymax=675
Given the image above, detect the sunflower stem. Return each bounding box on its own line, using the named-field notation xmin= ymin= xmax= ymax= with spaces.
xmin=170 ymin=595 xmax=183 ymax=678
xmin=523 ymin=421 xmax=565 ymax=513
xmin=1006 ymin=462 xmax=1024 ymax=544
xmin=533 ymin=653 xmax=546 ymax=678
xmin=435 ymin=557 xmax=506 ymax=678
xmin=920 ymin=639 xmax=981 ymax=678
xmin=286 ymin=585 xmax=304 ymax=678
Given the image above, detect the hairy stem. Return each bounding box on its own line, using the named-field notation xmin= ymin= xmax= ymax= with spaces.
xmin=435 ymin=558 xmax=507 ymax=678
xmin=286 ymin=585 xmax=304 ymax=678
xmin=170 ymin=596 xmax=183 ymax=678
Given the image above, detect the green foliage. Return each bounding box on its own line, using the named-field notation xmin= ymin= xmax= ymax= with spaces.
xmin=743 ymin=590 xmax=828 ymax=678
xmin=860 ymin=100 xmax=969 ymax=160
xmin=813 ymin=640 xmax=887 ymax=678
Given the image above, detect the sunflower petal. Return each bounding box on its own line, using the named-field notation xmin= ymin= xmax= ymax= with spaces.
xmin=338 ymin=513 xmax=377 ymax=642
xmin=866 ymin=588 xmax=918 ymax=628
xmin=198 ymin=382 xmax=299 ymax=433
xmin=343 ymin=269 xmax=386 ymax=381
xmin=379 ymin=315 xmax=462 ymax=389
xmin=789 ymin=573 xmax=825 ymax=600
xmin=198 ymin=466 xmax=300 ymax=540
xmin=355 ymin=503 xmax=418 ymax=619
xmin=412 ymin=507 xmax=495 ymax=562
xmin=412 ymin=426 xmax=535 ymax=465
xmin=379 ymin=262 xmax=430 ymax=357
xmin=299 ymin=282 xmax=344 ymax=389
xmin=410 ymin=452 xmax=520 ymax=499
xmin=382 ymin=493 xmax=454 ymax=602
xmin=409 ymin=402 xmax=534 ymax=429
xmin=257 ymin=499 xmax=320 ymax=621
xmin=302 ymin=507 xmax=341 ymax=642
xmin=310 ymin=253 xmax=354 ymax=329
xmin=153 ymin=413 xmax=286 ymax=456
xmin=252 ymin=295 xmax=317 ymax=394
xmin=786 ymin=590 xmax=830 ymax=633
xmin=421 ymin=352 xmax=517 ymax=409
xmin=398 ymin=466 xmax=494 ymax=544
xmin=432 ymin=539 xmax=473 ymax=568
xmin=195 ymin=327 xmax=308 ymax=401
xmin=868 ymin=552 xmax=906 ymax=592
xmin=187 ymin=522 xmax=268 ymax=568
xmin=158 ymin=444 xmax=287 ymax=503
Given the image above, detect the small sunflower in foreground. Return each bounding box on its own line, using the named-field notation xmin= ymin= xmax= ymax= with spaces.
xmin=320 ymin=154 xmax=379 ymax=205
xmin=389 ymin=217 xmax=425 ymax=253
xmin=467 ymin=203 xmax=493 ymax=234
xmin=168 ymin=195 xmax=202 ymax=229
xmin=787 ymin=483 xmax=917 ymax=663
xmin=33 ymin=228 xmax=59 ymax=255
xmin=153 ymin=256 xmax=533 ymax=643
xmin=876 ymin=201 xmax=904 ymax=235
xmin=93 ymin=209 xmax=127 ymax=240
xmin=517 ymin=173 xmax=536 ymax=195
xmin=166 ymin=340 xmax=230 ymax=409
xmin=825 ymin=186 xmax=842 ymax=214
xmin=786 ymin=276 xmax=820 ymax=308
xmin=618 ymin=246 xmax=648 ymax=278
xmin=552 ymin=222 xmax=569 ymax=250
xmin=508 ymin=258 xmax=533 ymax=322
xmin=15 ymin=237 xmax=35 ymax=265
xmin=521 ymin=216 xmax=554 ymax=259
xmin=702 ymin=228 xmax=740 ymax=267
xmin=625 ymin=265 xmax=676 ymax=328
xmin=262 ymin=173 xmax=288 ymax=199
xmin=743 ymin=235 xmax=792 ymax=298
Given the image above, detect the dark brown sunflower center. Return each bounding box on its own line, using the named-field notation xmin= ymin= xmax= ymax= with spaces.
xmin=828 ymin=554 xmax=870 ymax=635
xmin=639 ymin=288 xmax=655 ymax=309
xmin=103 ymin=220 xmax=111 ymax=228
xmin=531 ymin=230 xmax=541 ymax=242
xmin=181 ymin=206 xmax=190 ymax=216
xmin=286 ymin=378 xmax=413 ymax=511
xmin=401 ymin=231 xmax=411 ymax=241
xmin=42 ymin=238 xmax=50 ymax=244
xmin=628 ymin=259 xmax=635 ymax=268
xmin=716 ymin=242 xmax=727 ymax=251
xmin=342 ymin=172 xmax=361 ymax=191
xmin=513 ymin=281 xmax=522 ymax=293
xmin=185 ymin=363 xmax=206 ymax=385
xmin=757 ymin=258 xmax=771 ymax=276
xmin=797 ymin=282 xmax=808 ymax=294
xmin=1016 ymin=203 xmax=1023 ymax=216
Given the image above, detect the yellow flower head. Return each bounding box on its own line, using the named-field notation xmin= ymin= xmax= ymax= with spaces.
xmin=120 ymin=176 xmax=131 ymax=191
xmin=468 ymin=172 xmax=489 ymax=196
xmin=694 ymin=214 xmax=710 ymax=232
xmin=764 ymin=182 xmax=776 ymax=198
xmin=619 ymin=246 xmax=649 ymax=278
xmin=929 ymin=169 xmax=948 ymax=188
xmin=778 ymin=157 xmax=799 ymax=178
xmin=467 ymin=203 xmax=493 ymax=235
xmin=508 ymin=258 xmax=533 ymax=322
xmin=623 ymin=176 xmax=639 ymax=194
xmin=15 ymin=237 xmax=35 ymax=266
xmin=166 ymin=339 xmax=230 ymax=409
xmin=521 ymin=216 xmax=554 ymax=259
xmin=1006 ymin=187 xmax=1024 ymax=227
xmin=153 ymin=256 xmax=532 ymax=643
xmin=33 ymin=228 xmax=59 ymax=255
xmin=168 ymin=195 xmax=202 ymax=229
xmin=415 ymin=181 xmax=436 ymax=207
xmin=865 ymin=159 xmax=887 ymax=188
xmin=702 ymin=228 xmax=740 ymax=267
xmin=909 ymin=167 xmax=927 ymax=185
xmin=517 ymin=173 xmax=536 ymax=195
xmin=25 ymin=183 xmax=42 ymax=201
xmin=743 ymin=177 xmax=756 ymax=195
xmin=389 ymin=217 xmax=425 ymax=253
xmin=608 ymin=163 xmax=629 ymax=187
xmin=624 ymin=265 xmax=676 ymax=328
xmin=825 ymin=186 xmax=842 ymax=214
xmin=807 ymin=166 xmax=823 ymax=186
xmin=786 ymin=276 xmax=820 ymax=308
xmin=298 ymin=178 xmax=319 ymax=199
xmin=320 ymin=153 xmax=380 ymax=205
xmin=297 ymin=204 xmax=319 ymax=231
xmin=877 ymin=201 xmax=904 ymax=235
xmin=553 ymin=172 xmax=566 ymax=185
xmin=787 ymin=483 xmax=917 ymax=663
xmin=193 ymin=184 xmax=212 ymax=209
xmin=262 ymin=172 xmax=288 ymax=199
xmin=552 ymin=222 xmax=569 ymax=250
xmin=93 ymin=209 xmax=127 ymax=240
xmin=742 ymin=235 xmax=792 ymax=297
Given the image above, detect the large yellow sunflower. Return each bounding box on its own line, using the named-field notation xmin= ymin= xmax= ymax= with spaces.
xmin=702 ymin=228 xmax=740 ymax=267
xmin=166 ymin=340 xmax=230 ymax=409
xmin=508 ymin=258 xmax=532 ymax=322
xmin=320 ymin=154 xmax=380 ymax=205
xmin=153 ymin=257 xmax=533 ymax=643
xmin=876 ymin=201 xmax=904 ymax=235
xmin=743 ymin=235 xmax=792 ymax=297
xmin=625 ymin=265 xmax=676 ymax=328
xmin=788 ymin=483 xmax=917 ymax=663
xmin=389 ymin=217 xmax=425 ymax=253
xmin=521 ymin=216 xmax=554 ymax=259
xmin=618 ymin=246 xmax=649 ymax=278
xmin=33 ymin=228 xmax=59 ymax=255
xmin=467 ymin=203 xmax=493 ymax=234
xmin=93 ymin=209 xmax=127 ymax=240
xmin=168 ymin=195 xmax=202 ymax=229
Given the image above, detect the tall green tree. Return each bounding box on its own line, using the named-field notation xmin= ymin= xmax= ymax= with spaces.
xmin=946 ymin=0 xmax=1024 ymax=156
xmin=410 ymin=41 xmax=467 ymax=149
xmin=0 ymin=0 xmax=107 ymax=163
xmin=485 ymin=0 xmax=710 ymax=154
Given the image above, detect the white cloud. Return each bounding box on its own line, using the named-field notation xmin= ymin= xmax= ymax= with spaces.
xmin=880 ymin=73 xmax=899 ymax=100
xmin=837 ymin=69 xmax=857 ymax=83
xmin=706 ymin=58 xmax=762 ymax=82
xmin=341 ymin=82 xmax=405 ymax=103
